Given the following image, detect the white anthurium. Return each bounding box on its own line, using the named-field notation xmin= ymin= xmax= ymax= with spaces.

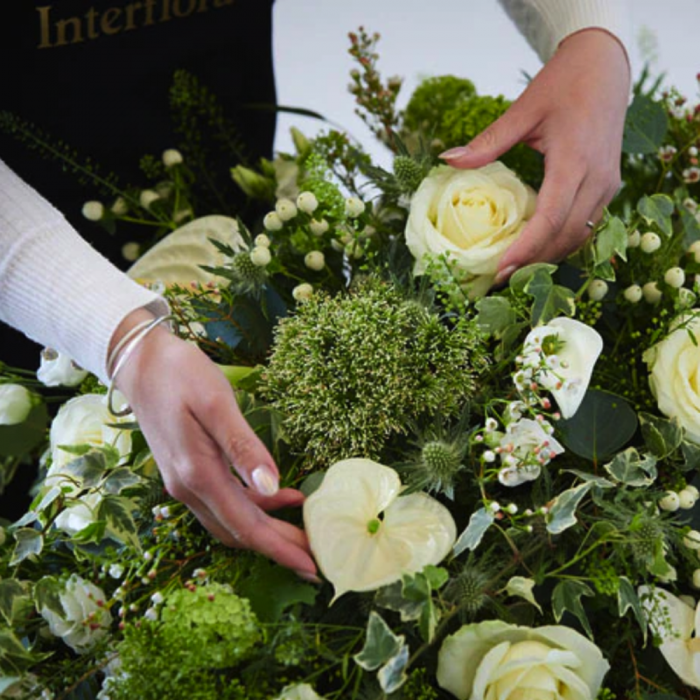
xmin=523 ymin=317 xmax=603 ymax=419
xmin=304 ymin=458 xmax=457 ymax=600
xmin=127 ymin=215 xmax=246 ymax=287
xmin=638 ymin=586 xmax=700 ymax=688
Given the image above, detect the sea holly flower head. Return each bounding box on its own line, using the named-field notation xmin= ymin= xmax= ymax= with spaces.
xmin=303 ymin=458 xmax=456 ymax=600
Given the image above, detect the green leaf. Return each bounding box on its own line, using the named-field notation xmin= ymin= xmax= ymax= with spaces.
xmin=376 ymin=581 xmax=423 ymax=622
xmin=505 ymin=576 xmax=542 ymax=614
xmin=97 ymin=496 xmax=140 ymax=549
xmin=617 ymin=576 xmax=647 ymax=643
xmin=603 ymin=448 xmax=657 ymax=487
xmin=682 ymin=440 xmax=700 ymax=471
xmin=475 ymin=296 xmax=516 ymax=335
xmin=681 ymin=206 xmax=700 ymax=249
xmin=558 ymin=390 xmax=637 ymax=461
xmin=423 ymin=565 xmax=449 ymax=591
xmin=547 ymin=483 xmax=593 ymax=535
xmin=34 ymin=576 xmax=64 ymax=618
xmin=0 ymin=580 xmax=28 ymax=625
xmin=638 ymin=194 xmax=674 ymax=237
xmin=639 ymin=413 xmax=683 ymax=459
xmin=354 ymin=611 xmax=405 ymax=672
xmin=524 ymin=269 xmax=576 ymax=325
xmin=0 ymin=403 xmax=48 ymax=459
xmin=622 ymin=93 xmax=669 ymax=154
xmin=594 ymin=217 xmax=628 ymax=264
xmin=509 ymin=263 xmax=558 ymax=293
xmin=552 ymin=580 xmax=595 ymax=638
xmin=238 ymin=559 xmax=317 ymax=623
xmin=60 ymin=450 xmax=109 ymax=489
xmin=453 ymin=507 xmax=494 ymax=557
xmin=10 ymin=529 xmax=43 ymax=566
xmin=33 ymin=486 xmax=62 ymax=513
xmin=103 ymin=467 xmax=142 ymax=495
xmin=0 ymin=678 xmax=21 ymax=693
xmin=593 ymin=260 xmax=616 ymax=282
xmin=377 ymin=644 xmax=409 ymax=695
xmin=564 ymin=470 xmax=615 ymax=489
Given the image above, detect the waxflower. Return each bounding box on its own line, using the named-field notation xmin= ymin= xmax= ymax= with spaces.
xmin=304 ymin=458 xmax=456 ymax=599
xmin=37 ymin=348 xmax=88 ymax=387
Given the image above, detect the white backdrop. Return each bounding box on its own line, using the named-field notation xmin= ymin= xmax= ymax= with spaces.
xmin=272 ymin=1 xmax=699 ymax=168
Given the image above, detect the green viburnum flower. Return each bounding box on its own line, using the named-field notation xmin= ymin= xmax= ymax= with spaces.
xmin=262 ymin=279 xmax=487 ymax=467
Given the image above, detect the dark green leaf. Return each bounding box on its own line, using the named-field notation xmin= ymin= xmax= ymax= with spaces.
xmin=475 ymin=296 xmax=516 ymax=335
xmin=552 ymin=580 xmax=595 ymax=638
xmin=0 ymin=403 xmax=48 ymax=459
xmin=354 ymin=611 xmax=404 ymax=671
xmin=618 ymin=577 xmax=647 ymax=642
xmin=594 ymin=217 xmax=628 ymax=263
xmin=622 ymin=94 xmax=669 ymax=154
xmin=638 ymin=194 xmax=674 ymax=237
xmin=639 ymin=413 xmax=683 ymax=459
xmin=376 ymin=581 xmax=423 ymax=622
xmin=509 ymin=263 xmax=557 ymax=293
xmin=523 ymin=269 xmax=576 ymax=325
xmin=0 ymin=580 xmax=28 ymax=625
xmin=10 ymin=529 xmax=43 ymax=566
xmin=682 ymin=441 xmax=700 ymax=471
xmin=681 ymin=207 xmax=700 ymax=249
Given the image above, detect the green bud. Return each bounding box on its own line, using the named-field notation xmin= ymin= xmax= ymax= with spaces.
xmin=231 ymin=165 xmax=275 ymax=200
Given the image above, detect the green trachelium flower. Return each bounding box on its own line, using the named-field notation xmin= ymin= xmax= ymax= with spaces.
xmin=262 ymin=279 xmax=486 ymax=468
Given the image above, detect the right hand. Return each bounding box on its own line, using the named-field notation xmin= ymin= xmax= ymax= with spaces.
xmin=111 ymin=309 xmax=318 ymax=581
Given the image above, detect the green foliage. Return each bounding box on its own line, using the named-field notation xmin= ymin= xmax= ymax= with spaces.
xmin=622 ymin=93 xmax=669 ymax=154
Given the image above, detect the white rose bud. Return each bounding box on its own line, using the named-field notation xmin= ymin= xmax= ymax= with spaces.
xmin=693 ymin=569 xmax=700 ymax=588
xmin=587 ymin=279 xmax=609 ymax=301
xmin=276 ymin=198 xmax=298 ymax=221
xmin=623 ymin=284 xmax=643 ymax=303
xmin=292 ymin=283 xmax=314 ymax=303
xmin=659 ymin=491 xmax=681 ymax=512
xmin=688 ymin=240 xmax=700 ymax=263
xmin=162 ymin=149 xmax=183 ymax=167
xmin=627 ymin=229 xmax=641 ymax=248
xmin=664 ymin=267 xmax=686 ymax=288
xmin=139 ymin=189 xmax=160 ymax=209
xmin=309 ymin=218 xmax=329 ymax=237
xmin=304 ymin=251 xmax=325 ymax=271
xmin=81 ymin=201 xmax=104 ymax=221
xmin=642 ymin=282 xmax=662 ymax=304
xmin=254 ymin=233 xmax=271 ymax=248
xmin=0 ymin=384 xmax=33 ymax=425
xmin=679 ymin=488 xmax=698 ymax=510
xmin=345 ymin=196 xmax=365 ymax=218
xmin=297 ymin=191 xmax=319 ymax=214
xmin=264 ymin=211 xmax=284 ymax=232
xmin=640 ymin=232 xmax=662 ymax=253
xmin=250 ymin=246 xmax=271 ymax=267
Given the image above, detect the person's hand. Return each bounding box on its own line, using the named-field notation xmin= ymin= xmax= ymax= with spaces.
xmin=440 ymin=28 xmax=631 ymax=285
xmin=111 ymin=309 xmax=318 ymax=581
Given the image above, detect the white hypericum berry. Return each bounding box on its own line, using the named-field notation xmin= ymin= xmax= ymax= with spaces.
xmin=659 ymin=491 xmax=681 ymax=512
xmin=263 ymin=211 xmax=283 ymax=231
xmin=640 ymin=232 xmax=662 ymax=253
xmin=109 ymin=564 xmax=124 ymax=579
xmin=693 ymin=569 xmax=700 ymax=589
xmin=162 ymin=149 xmax=183 ymax=167
xmin=139 ymin=190 xmax=160 ymax=209
xmin=309 ymin=218 xmax=329 ymax=237
xmin=642 ymin=281 xmax=662 ymax=304
xmin=254 ymin=234 xmax=271 ymax=248
xmin=684 ymin=530 xmax=700 ymax=550
xmin=688 ymin=240 xmax=700 ymax=263
xmin=297 ymin=191 xmax=319 ymax=214
xmin=489 ymin=502 xmax=501 ymax=513
xmin=588 ymin=279 xmax=609 ymax=301
xmin=82 ymin=201 xmax=104 ymax=221
xmin=304 ymin=251 xmax=325 ymax=271
xmin=276 ymin=198 xmax=298 ymax=221
xmin=679 ymin=288 xmax=697 ymax=309
xmin=686 ymin=484 xmax=700 ymax=499
xmin=292 ymin=283 xmax=314 ymax=303
xmin=679 ymin=488 xmax=698 ymax=510
xmin=250 ymin=246 xmax=271 ymax=267
xmin=623 ymin=284 xmax=643 ymax=303
xmin=151 ymin=592 xmax=164 ymax=605
xmin=691 ymin=146 xmax=699 ymax=157
xmin=344 ymin=196 xmax=365 ymax=218
xmin=664 ymin=266 xmax=686 ymax=288
xmin=505 ymin=503 xmax=518 ymax=515
xmin=627 ymin=229 xmax=641 ymax=248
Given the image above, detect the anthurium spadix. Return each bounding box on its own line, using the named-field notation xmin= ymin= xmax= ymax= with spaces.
xmin=303 ymin=458 xmax=457 ymax=600
xmin=522 ymin=317 xmax=603 ymax=419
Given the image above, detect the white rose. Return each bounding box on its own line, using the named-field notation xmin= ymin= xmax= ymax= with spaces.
xmin=37 ymin=349 xmax=88 ymax=387
xmin=47 ymin=394 xmax=132 ymax=487
xmin=0 ymin=384 xmax=34 ymax=425
xmin=40 ymin=574 xmax=112 ymax=653
xmin=646 ymin=314 xmax=700 ymax=443
xmin=405 ymin=162 xmax=536 ymax=296
xmin=54 ymin=492 xmax=103 ymax=536
xmin=437 ymin=620 xmax=609 ymax=700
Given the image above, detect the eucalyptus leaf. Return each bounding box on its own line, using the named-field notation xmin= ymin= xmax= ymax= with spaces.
xmin=10 ymin=529 xmax=43 ymax=566
xmin=637 ymin=194 xmax=674 ymax=237
xmin=354 ymin=611 xmax=404 ymax=672
xmin=558 ymin=390 xmax=637 ymax=461
xmin=622 ymin=93 xmax=669 ymax=154
xmin=552 ymin=580 xmax=595 ymax=638
xmin=453 ymin=507 xmax=494 ymax=557
xmin=505 ymin=576 xmax=542 ymax=614
xmin=617 ymin=577 xmax=647 ymax=643
xmin=603 ymin=448 xmax=658 ymax=487
xmin=377 ymin=643 xmax=410 ymax=695
xmin=547 ymin=483 xmax=593 ymax=535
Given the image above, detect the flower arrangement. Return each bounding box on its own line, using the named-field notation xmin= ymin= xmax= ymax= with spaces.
xmin=2 ymin=27 xmax=700 ymax=700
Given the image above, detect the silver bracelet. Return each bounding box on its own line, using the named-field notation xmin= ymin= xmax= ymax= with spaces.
xmin=107 ymin=314 xmax=174 ymax=417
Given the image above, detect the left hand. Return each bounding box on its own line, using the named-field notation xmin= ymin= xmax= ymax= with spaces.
xmin=440 ymin=28 xmax=631 ymax=284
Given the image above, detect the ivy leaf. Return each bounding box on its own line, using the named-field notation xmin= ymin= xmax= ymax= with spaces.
xmin=524 ymin=269 xmax=576 ymax=325
xmin=0 ymin=581 xmax=29 ymax=625
xmin=403 ymin=566 xmax=449 ymax=642
xmin=680 ymin=206 xmax=700 ymax=249
xmin=603 ymin=448 xmax=658 ymax=487
xmin=32 ymin=486 xmax=62 ymax=513
xmin=639 ymin=413 xmax=683 ymax=459
xmin=618 ymin=577 xmax=647 ymax=643
xmin=33 ymin=576 xmax=64 ymax=618
xmin=547 ymin=482 xmax=593 ymax=535
xmin=103 ymin=468 xmax=142 ymax=495
xmin=376 ymin=581 xmax=423 ymax=622
xmin=238 ymin=559 xmax=317 ymax=623
xmin=509 ymin=263 xmax=558 ymax=293
xmin=475 ymin=296 xmax=516 ymax=335
xmin=377 ymin=643 xmax=410 ymax=695
xmin=10 ymin=529 xmax=43 ymax=566
xmin=97 ymin=496 xmax=140 ymax=550
xmin=564 ymin=470 xmax=615 ymax=489
xmin=505 ymin=576 xmax=542 ymax=614
xmin=682 ymin=441 xmax=700 ymax=471
xmin=354 ymin=611 xmax=405 ymax=671
xmin=552 ymin=580 xmax=595 ymax=638
xmin=453 ymin=507 xmax=494 ymax=557
xmin=637 ymin=194 xmax=674 ymax=237
xmin=60 ymin=450 xmax=109 ymax=490
xmin=622 ymin=93 xmax=669 ymax=154
xmin=594 ymin=217 xmax=628 ymax=264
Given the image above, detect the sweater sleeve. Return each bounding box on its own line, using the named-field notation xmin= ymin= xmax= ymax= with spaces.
xmin=0 ymin=159 xmax=168 ymax=385
xmin=497 ymin=0 xmax=631 ymax=63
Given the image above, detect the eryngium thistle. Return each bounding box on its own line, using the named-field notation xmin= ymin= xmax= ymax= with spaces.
xmin=445 ymin=561 xmax=492 ymax=620
xmin=229 ymin=251 xmax=267 ymax=294
xmin=262 ymin=279 xmax=486 ymax=468
xmin=393 ymin=155 xmax=424 ymax=194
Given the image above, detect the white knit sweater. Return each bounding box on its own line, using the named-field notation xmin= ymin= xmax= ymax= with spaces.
xmin=0 ymin=0 xmax=630 ymax=384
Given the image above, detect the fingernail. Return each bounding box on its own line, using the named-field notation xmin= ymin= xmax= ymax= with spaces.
xmin=495 ymin=265 xmax=517 ymax=286
xmin=296 ymin=570 xmax=322 ymax=584
xmin=251 ymin=465 xmax=279 ymax=497
xmin=439 ymin=145 xmax=471 ymax=160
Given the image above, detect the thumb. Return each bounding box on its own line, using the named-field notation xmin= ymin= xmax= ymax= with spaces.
xmin=439 ymin=107 xmax=530 ymax=169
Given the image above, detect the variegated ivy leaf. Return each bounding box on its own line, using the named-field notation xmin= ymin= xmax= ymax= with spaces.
xmin=546 ymin=482 xmax=593 ymax=535
xmin=603 ymin=448 xmax=657 ymax=487
xmin=453 ymin=507 xmax=494 ymax=556
xmin=552 ymin=580 xmax=595 ymax=639
xmin=617 ymin=577 xmax=647 ymax=643
xmin=377 ymin=643 xmax=409 ymax=695
xmin=10 ymin=529 xmax=43 ymax=566
xmin=354 ymin=611 xmax=405 ymax=672
xmin=504 ymin=576 xmax=542 ymax=614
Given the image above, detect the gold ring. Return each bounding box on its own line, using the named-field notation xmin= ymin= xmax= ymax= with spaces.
xmin=585 ymin=220 xmax=596 ymax=230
